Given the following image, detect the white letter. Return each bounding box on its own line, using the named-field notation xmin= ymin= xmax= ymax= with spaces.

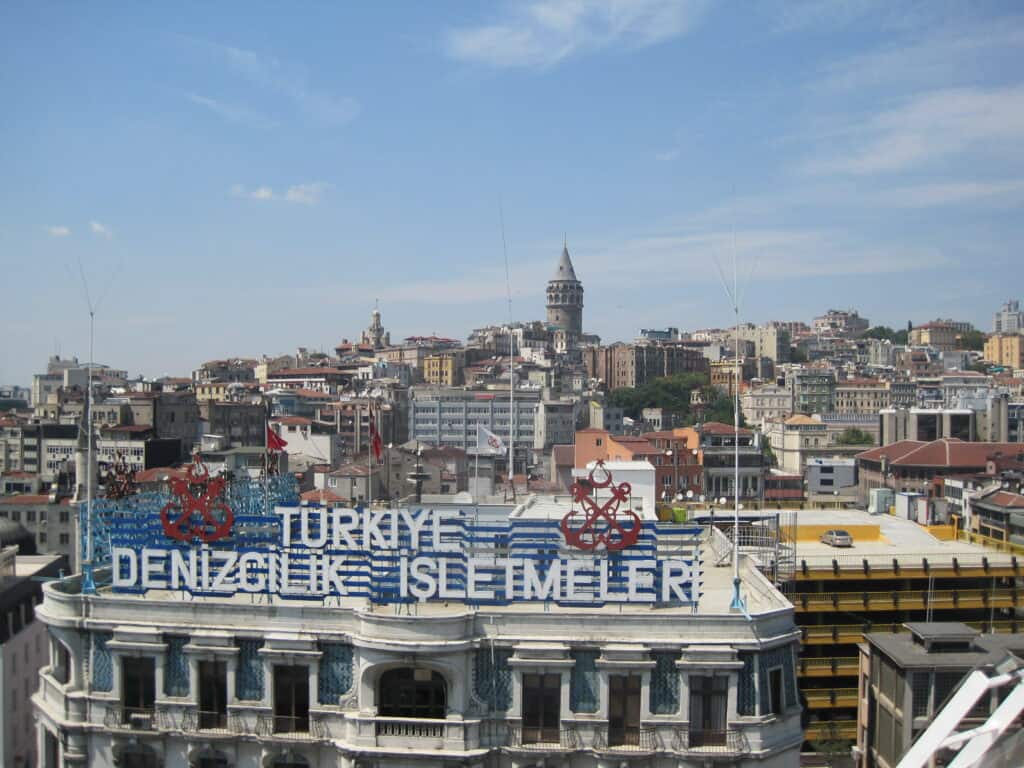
xmin=627 ymin=559 xmax=656 ymax=602
xmin=523 ymin=559 xmax=561 ymax=601
xmin=170 ymin=549 xmax=197 ymax=590
xmin=432 ymin=511 xmax=460 ymax=552
xmin=276 ymin=508 xmax=296 ymax=546
xmin=661 ymin=559 xmax=693 ymax=603
xmin=332 ymin=508 xmax=359 ymax=549
xmin=565 ymin=558 xmax=590 ymax=601
xmin=238 ymin=553 xmax=266 ymax=592
xmin=300 ymin=509 xmax=328 ymax=548
xmin=468 ymin=557 xmax=494 ymax=600
xmin=113 ymin=547 xmax=138 ymax=587
xmin=408 ymin=556 xmax=437 ymax=601
xmin=141 ymin=549 xmax=164 ymax=588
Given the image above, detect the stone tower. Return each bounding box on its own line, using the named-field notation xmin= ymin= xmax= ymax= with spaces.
xmin=546 ymin=242 xmax=583 ymax=335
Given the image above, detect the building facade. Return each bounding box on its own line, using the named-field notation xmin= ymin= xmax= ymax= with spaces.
xmin=984 ymin=333 xmax=1024 ymax=369
xmin=34 ymin=487 xmax=804 ymax=768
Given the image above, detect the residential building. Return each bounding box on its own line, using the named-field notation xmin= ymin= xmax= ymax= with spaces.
xmin=423 ymin=349 xmax=466 ymax=386
xmin=909 ymin=322 xmax=959 ymax=351
xmin=198 ymin=401 xmax=266 ymax=447
xmin=191 ymin=358 xmax=257 ymax=385
xmin=709 ymin=358 xmax=759 ymax=397
xmin=269 ymin=417 xmax=344 ymax=470
xmin=533 ymin=399 xmax=577 ymax=451
xmin=740 ymin=384 xmax=794 ymax=427
xmin=788 ymin=369 xmax=836 ymax=415
xmin=993 ymin=299 xmax=1023 ymax=334
xmin=265 ymin=366 xmax=356 ymax=394
xmin=33 ymin=478 xmax=804 ymax=768
xmin=985 ymin=333 xmax=1024 ymax=369
xmin=584 ymin=342 xmax=708 ymax=391
xmin=855 ymin=439 xmax=1024 ymax=503
xmin=737 ymin=323 xmax=790 ymax=363
xmin=833 ymin=379 xmax=891 ymax=415
xmin=546 ymin=242 xmax=584 ymax=336
xmin=812 ymin=309 xmax=869 ymax=338
xmin=856 ymin=622 xmax=1024 ymax=768
xmin=1 ymin=538 xmax=66 ymax=768
xmin=586 ymin=400 xmax=624 ymax=434
xmin=638 ymin=327 xmax=680 ymax=342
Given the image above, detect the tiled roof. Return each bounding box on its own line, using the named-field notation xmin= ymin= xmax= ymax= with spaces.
xmin=300 ymin=488 xmax=347 ymax=503
xmin=135 ymin=467 xmax=188 ymax=483
xmin=858 ymin=439 xmax=1024 ymax=468
xmin=984 ymin=491 xmax=1024 ymax=509
xmin=272 ymin=416 xmax=312 ymax=426
xmin=700 ymin=421 xmax=754 ymax=436
xmin=0 ymin=494 xmax=52 ymax=505
xmin=784 ymin=415 xmax=822 ymax=426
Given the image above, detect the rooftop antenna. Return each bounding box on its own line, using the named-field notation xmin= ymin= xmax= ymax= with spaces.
xmin=500 ymin=201 xmax=515 ymax=501
xmin=712 ymin=234 xmax=747 ymax=615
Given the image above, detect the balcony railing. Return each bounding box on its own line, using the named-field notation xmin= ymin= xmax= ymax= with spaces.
xmin=255 ymin=713 xmax=326 ymax=741
xmin=671 ymin=726 xmax=750 ymax=754
xmin=804 ymin=720 xmax=857 ymax=741
xmin=805 ymin=688 xmax=859 ymax=708
xmin=180 ymin=708 xmax=240 ymax=735
xmin=507 ymin=724 xmax=581 ymax=751
xmin=593 ymin=727 xmax=661 ymax=752
xmin=103 ymin=705 xmax=158 ymax=731
xmin=798 ymin=657 xmax=859 ymax=677
xmin=375 ymin=717 xmax=446 ymax=739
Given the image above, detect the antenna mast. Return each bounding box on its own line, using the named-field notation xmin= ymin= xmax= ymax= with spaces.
xmin=500 ymin=203 xmax=515 ymax=500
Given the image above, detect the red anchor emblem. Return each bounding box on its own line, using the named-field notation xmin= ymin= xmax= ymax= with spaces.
xmin=160 ymin=454 xmax=233 ymax=542
xmin=560 ymin=461 xmax=642 ymax=551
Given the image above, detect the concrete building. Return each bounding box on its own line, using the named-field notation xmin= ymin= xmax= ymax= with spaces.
xmin=740 ymin=384 xmax=794 ymax=427
xmin=191 ymin=359 xmax=257 ymax=385
xmin=692 ymin=422 xmax=765 ymax=501
xmin=546 ymin=243 xmax=584 ymax=336
xmin=788 ymin=370 xmax=835 ymax=415
xmin=812 ymin=309 xmax=869 ymax=338
xmin=985 ymin=333 xmax=1024 ymax=369
xmin=199 ymin=401 xmax=267 ymax=447
xmin=0 ymin=534 xmax=66 ymax=768
xmin=737 ymin=324 xmax=790 ymax=363
xmin=269 ymin=417 xmax=344 ymax=470
xmin=857 ymin=622 xmax=1024 ymax=768
xmin=833 ymin=379 xmax=891 ymax=415
xmin=785 ymin=508 xmax=1020 ymax=747
xmin=408 ymin=386 xmax=539 ymax=461
xmin=533 ymin=399 xmax=577 ymax=452
xmin=993 ymin=299 xmax=1023 ymax=334
xmin=423 ymin=350 xmax=466 ymax=387
xmin=909 ymin=323 xmax=959 ymax=351
xmin=584 ymin=343 xmax=708 ymax=391
xmin=33 ymin=480 xmax=804 ymax=768
xmin=804 ymin=457 xmax=857 ymax=500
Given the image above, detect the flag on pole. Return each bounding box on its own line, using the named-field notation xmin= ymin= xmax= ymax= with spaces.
xmin=266 ymin=425 xmax=288 ymax=452
xmin=368 ymin=406 xmax=383 ymax=462
xmin=476 ymin=424 xmax=505 ymax=455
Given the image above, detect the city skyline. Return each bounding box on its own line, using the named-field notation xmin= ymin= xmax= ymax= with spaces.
xmin=3 ymin=1 xmax=1024 ymax=384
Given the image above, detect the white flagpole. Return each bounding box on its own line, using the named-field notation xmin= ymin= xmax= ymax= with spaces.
xmin=367 ymin=401 xmax=373 ymax=507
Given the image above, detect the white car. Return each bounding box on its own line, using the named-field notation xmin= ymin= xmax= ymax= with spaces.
xmin=820 ymin=529 xmax=853 ymax=547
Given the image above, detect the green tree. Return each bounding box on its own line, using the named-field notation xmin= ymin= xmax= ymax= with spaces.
xmin=957 ymin=329 xmax=986 ymax=351
xmin=863 ymin=325 xmax=896 ymax=341
xmin=835 ymin=427 xmax=874 ymax=446
xmin=606 ymin=373 xmax=709 ymax=420
xmin=789 ymin=346 xmax=808 ymax=363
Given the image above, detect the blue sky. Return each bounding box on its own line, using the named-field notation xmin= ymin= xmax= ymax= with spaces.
xmin=2 ymin=1 xmax=1023 ymax=385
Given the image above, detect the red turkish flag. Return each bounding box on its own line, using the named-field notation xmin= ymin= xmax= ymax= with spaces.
xmin=267 ymin=425 xmax=288 ymax=452
xmin=369 ymin=408 xmax=383 ymax=462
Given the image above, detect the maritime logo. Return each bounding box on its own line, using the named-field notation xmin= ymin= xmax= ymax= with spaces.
xmin=160 ymin=454 xmax=234 ymax=543
xmin=487 ymin=434 xmax=502 ymax=451
xmin=560 ymin=461 xmax=642 ymax=552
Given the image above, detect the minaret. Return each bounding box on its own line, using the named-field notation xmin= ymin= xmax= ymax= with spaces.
xmin=546 ymin=241 xmax=584 ymax=335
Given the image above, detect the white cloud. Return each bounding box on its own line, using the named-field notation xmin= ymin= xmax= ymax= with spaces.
xmin=219 ymin=44 xmax=360 ymax=125
xmin=875 ymin=180 xmax=1024 ymax=208
xmin=655 ymin=148 xmax=680 ymax=161
xmin=230 ymin=182 xmax=330 ymax=205
xmin=445 ymin=0 xmax=709 ymax=68
xmin=89 ymin=220 xmax=112 ymax=238
xmin=802 ymin=85 xmax=1024 ymax=175
xmin=185 ymin=91 xmax=271 ymax=126
xmin=46 ymin=225 xmax=70 ymax=237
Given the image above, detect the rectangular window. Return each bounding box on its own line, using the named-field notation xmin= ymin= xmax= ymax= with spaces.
xmin=689 ymin=675 xmax=728 ymax=746
xmin=273 ymin=665 xmax=309 ymax=733
xmin=122 ymin=657 xmax=156 ymax=723
xmin=608 ymin=674 xmax=642 ymax=746
xmin=768 ymin=667 xmax=783 ymax=715
xmin=522 ymin=672 xmax=561 ymax=744
xmin=199 ymin=660 xmax=228 ymax=729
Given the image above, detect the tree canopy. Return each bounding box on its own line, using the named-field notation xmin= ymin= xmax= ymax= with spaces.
xmin=605 ymin=374 xmax=744 ymax=428
xmin=835 ymin=427 xmax=875 ymax=446
xmin=863 ymin=326 xmax=908 ymax=344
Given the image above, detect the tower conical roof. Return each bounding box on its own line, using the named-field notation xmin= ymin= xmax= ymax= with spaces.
xmin=552 ymin=243 xmax=578 ymax=282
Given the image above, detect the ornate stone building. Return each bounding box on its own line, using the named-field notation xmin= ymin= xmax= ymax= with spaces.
xmin=546 ymin=244 xmax=584 ymax=337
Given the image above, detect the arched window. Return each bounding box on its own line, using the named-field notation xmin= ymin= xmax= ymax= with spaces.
xmin=378 ymin=667 xmax=447 ymax=719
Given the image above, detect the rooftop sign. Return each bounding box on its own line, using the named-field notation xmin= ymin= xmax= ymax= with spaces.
xmin=106 ymin=463 xmax=700 ymax=607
